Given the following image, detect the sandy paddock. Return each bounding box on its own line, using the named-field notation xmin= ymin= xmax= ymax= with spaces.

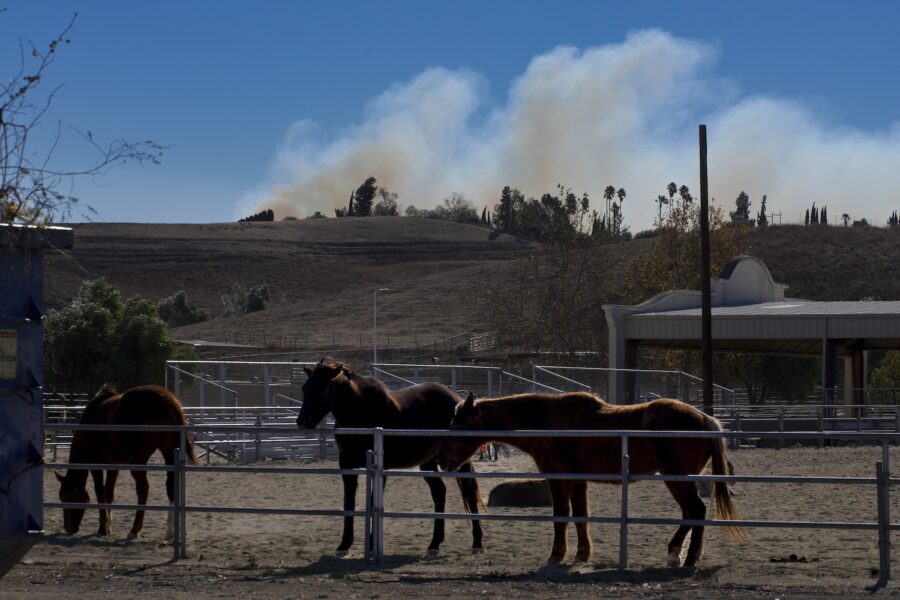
xmin=3 ymin=445 xmax=900 ymax=599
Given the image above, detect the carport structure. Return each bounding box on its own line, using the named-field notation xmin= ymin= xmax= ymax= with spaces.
xmin=603 ymin=256 xmax=900 ymax=409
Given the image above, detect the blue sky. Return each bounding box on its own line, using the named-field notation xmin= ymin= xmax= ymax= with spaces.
xmin=3 ymin=2 xmax=899 ymax=230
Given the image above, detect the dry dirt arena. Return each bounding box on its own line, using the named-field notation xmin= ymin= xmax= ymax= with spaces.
xmin=4 ymin=445 xmax=900 ymax=599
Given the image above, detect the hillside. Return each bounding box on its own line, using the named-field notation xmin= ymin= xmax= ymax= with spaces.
xmin=44 ymin=219 xmax=900 ymax=360
xmin=44 ymin=218 xmax=526 ymax=358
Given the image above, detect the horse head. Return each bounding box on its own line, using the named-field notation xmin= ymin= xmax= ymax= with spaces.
xmin=55 ymin=471 xmax=89 ymax=534
xmin=439 ymin=392 xmax=484 ymax=472
xmin=297 ymin=358 xmax=350 ymax=429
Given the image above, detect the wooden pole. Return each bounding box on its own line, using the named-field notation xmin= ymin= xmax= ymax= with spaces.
xmin=699 ymin=124 xmax=714 ymax=416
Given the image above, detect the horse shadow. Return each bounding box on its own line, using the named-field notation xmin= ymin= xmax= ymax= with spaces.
xmin=275 ymin=553 xmax=424 ymax=579
xmin=41 ymin=531 xmax=146 ymax=550
xmin=274 ymin=552 xmax=722 ymax=586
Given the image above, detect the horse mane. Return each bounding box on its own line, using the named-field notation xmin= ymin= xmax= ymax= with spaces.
xmin=92 ymin=383 xmax=120 ymax=403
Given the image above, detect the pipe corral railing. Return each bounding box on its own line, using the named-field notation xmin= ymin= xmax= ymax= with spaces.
xmin=42 ymin=422 xmax=898 ymax=587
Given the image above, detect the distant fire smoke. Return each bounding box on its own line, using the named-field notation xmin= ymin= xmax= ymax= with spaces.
xmin=243 ymin=30 xmax=900 ymax=231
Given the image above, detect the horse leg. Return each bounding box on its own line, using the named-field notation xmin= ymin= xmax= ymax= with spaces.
xmin=91 ymin=470 xmax=110 ymax=536
xmin=455 ymin=461 xmax=485 ymax=553
xmin=547 ymin=479 xmax=574 ymax=563
xmin=665 ymin=481 xmax=707 ymax=567
xmin=421 ymin=459 xmax=446 ymax=555
xmin=571 ymin=480 xmax=592 ymax=563
xmin=128 ymin=469 xmax=150 ymax=539
xmin=337 ymin=473 xmax=358 ymax=554
xmin=103 ymin=470 xmax=119 ymax=534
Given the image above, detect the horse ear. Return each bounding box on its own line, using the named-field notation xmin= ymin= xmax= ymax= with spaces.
xmin=303 ymin=366 xmax=313 ymax=376
xmin=55 ymin=471 xmax=65 ymax=483
xmin=463 ymin=392 xmax=476 ymax=411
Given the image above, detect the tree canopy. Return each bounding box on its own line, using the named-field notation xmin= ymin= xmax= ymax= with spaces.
xmin=44 ymin=278 xmax=195 ymax=393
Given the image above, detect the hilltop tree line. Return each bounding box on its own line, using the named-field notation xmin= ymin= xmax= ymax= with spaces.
xmin=239 ymin=209 xmax=275 ymax=222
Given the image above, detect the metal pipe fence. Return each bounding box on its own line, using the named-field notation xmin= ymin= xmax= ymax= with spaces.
xmin=42 ymin=422 xmax=898 ymax=584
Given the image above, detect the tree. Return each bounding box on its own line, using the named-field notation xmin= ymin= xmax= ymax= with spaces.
xmin=716 ymin=354 xmax=819 ymax=405
xmin=821 ymin=206 xmax=828 ymax=225
xmin=603 ymin=185 xmax=616 ymax=226
xmin=221 ymin=283 xmax=271 ymax=316
xmin=495 ymin=186 xmax=515 ymax=231
xmin=156 ymin=290 xmax=209 ymax=328
xmin=44 ymin=278 xmax=195 ymax=393
xmin=871 ymin=351 xmax=900 ymax=391
xmin=372 ymin=187 xmax=399 ymax=216
xmin=352 ymin=176 xmax=378 ymax=216
xmin=757 ymin=195 xmax=769 ymax=227
xmin=730 ymin=191 xmax=752 ymax=225
xmin=655 ymin=195 xmax=669 ymax=224
xmin=842 ymin=213 xmax=851 ymax=226
xmin=1 ymin=14 xmax=163 ymax=226
xmin=622 ymin=199 xmax=748 ymax=372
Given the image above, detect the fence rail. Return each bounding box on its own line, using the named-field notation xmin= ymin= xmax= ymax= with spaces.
xmin=42 ymin=421 xmax=897 ymax=585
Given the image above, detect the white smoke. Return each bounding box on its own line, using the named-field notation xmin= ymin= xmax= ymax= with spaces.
xmin=244 ymin=29 xmax=900 ymax=231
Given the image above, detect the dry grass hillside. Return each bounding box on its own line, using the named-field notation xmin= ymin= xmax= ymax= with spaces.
xmin=44 ymin=218 xmax=527 ymax=359
xmin=44 ymin=219 xmax=900 ymax=361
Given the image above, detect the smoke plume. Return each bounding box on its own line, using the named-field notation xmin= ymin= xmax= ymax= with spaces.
xmin=244 ymin=29 xmax=900 ymax=231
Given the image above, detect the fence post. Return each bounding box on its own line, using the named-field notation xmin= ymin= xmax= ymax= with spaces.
xmin=618 ymin=434 xmax=630 ymax=569
xmin=319 ymin=427 xmax=327 ymax=460
xmin=263 ymin=365 xmax=271 ymax=407
xmin=174 ymin=367 xmax=181 ymax=399
xmin=365 ymin=450 xmax=374 ymax=563
xmin=778 ymin=407 xmax=785 ymax=449
xmin=876 ymin=460 xmax=891 ymax=585
xmin=172 ymin=429 xmax=188 ymax=560
xmin=895 ymin=409 xmax=899 ymax=433
xmin=254 ymin=415 xmax=262 ymax=461
xmin=219 ymin=363 xmax=227 ymax=406
xmin=373 ymin=427 xmax=385 ymax=564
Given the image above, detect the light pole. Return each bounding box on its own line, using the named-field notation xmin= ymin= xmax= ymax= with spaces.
xmin=373 ymin=288 xmax=390 ymax=374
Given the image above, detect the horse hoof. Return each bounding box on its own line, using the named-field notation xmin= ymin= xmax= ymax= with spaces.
xmin=666 ymin=552 xmax=681 ymax=568
xmin=127 ymin=531 xmax=138 ymax=540
xmin=471 ymin=547 xmax=485 ymax=555
xmin=335 ymin=549 xmax=349 ymax=557
xmin=424 ymin=548 xmax=440 ymax=558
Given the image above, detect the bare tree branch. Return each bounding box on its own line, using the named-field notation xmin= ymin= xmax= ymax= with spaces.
xmin=1 ymin=12 xmax=164 ymax=226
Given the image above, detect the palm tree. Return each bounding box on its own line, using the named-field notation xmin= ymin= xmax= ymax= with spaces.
xmin=678 ymin=185 xmax=692 ymax=209
xmin=603 ymin=186 xmax=615 ymax=226
xmin=656 ymin=195 xmax=669 ymax=224
xmin=841 ymin=213 xmax=850 ymax=226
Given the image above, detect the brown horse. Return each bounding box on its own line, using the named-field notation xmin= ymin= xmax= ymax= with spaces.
xmin=55 ymin=384 xmax=196 ymax=539
xmin=296 ymin=358 xmax=484 ymax=555
xmin=439 ymin=392 xmax=744 ymax=567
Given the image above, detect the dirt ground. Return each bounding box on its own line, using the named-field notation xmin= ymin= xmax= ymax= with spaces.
xmin=4 ymin=445 xmax=899 ymax=599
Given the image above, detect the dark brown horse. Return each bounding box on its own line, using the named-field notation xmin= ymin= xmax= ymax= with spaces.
xmin=296 ymin=358 xmax=484 ymax=555
xmin=439 ymin=392 xmax=744 ymax=567
xmin=55 ymin=384 xmax=196 ymax=539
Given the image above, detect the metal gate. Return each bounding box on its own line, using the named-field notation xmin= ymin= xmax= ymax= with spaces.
xmin=0 ymin=225 xmax=73 ymax=579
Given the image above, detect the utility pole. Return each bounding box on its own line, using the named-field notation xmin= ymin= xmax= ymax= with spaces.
xmin=699 ymin=125 xmax=714 ymax=416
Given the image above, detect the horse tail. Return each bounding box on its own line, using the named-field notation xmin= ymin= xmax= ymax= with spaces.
xmin=704 ymin=414 xmax=746 ymax=542
xmin=455 ymin=460 xmax=486 ymax=513
xmin=167 ymin=390 xmax=200 ymax=465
